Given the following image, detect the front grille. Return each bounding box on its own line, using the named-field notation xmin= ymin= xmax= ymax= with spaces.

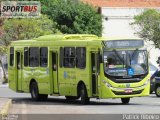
xmin=114 ymin=78 xmax=141 ymax=83
xmin=113 ymin=89 xmax=143 ymax=95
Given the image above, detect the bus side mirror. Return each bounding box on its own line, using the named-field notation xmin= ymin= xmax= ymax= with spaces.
xmin=157 ymin=57 xmax=160 ymax=64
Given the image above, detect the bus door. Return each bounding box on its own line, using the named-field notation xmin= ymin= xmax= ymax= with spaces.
xmin=91 ymin=52 xmax=99 ymax=96
xmin=9 ymin=47 xmax=16 ymax=91
xmin=52 ymin=52 xmax=59 ymax=93
xmin=16 ymin=51 xmax=23 ymax=91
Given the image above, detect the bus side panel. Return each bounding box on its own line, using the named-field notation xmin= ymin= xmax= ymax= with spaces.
xmin=8 ymin=67 xmax=17 ymax=91
xmin=58 ymin=68 xmax=71 ymax=96
xmin=38 ymin=67 xmax=50 ymax=94
xmin=8 ymin=50 xmax=17 ymax=91
xmin=22 ymin=67 xmax=32 ymax=93
xmin=67 ymin=69 xmax=77 ymax=96
xmin=24 ymin=67 xmax=50 ymax=95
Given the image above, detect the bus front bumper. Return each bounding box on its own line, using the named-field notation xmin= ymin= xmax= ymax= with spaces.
xmin=100 ymin=79 xmax=150 ymax=99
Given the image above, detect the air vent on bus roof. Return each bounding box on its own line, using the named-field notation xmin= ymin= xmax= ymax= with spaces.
xmin=35 ymin=34 xmax=99 ymax=41
xmin=63 ymin=34 xmax=98 ymax=40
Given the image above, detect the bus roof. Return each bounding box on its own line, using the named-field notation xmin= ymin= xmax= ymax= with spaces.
xmin=35 ymin=34 xmax=99 ymax=41
xmin=11 ymin=34 xmax=102 ymax=46
xmin=10 ymin=34 xmax=143 ymax=47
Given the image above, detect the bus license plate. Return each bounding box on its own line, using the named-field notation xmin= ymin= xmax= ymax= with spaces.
xmin=125 ymin=89 xmax=133 ymax=93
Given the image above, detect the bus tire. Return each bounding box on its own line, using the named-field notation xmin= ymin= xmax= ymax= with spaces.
xmin=121 ymin=98 xmax=130 ymax=104
xmin=155 ymin=85 xmax=160 ymax=97
xmin=30 ymin=82 xmax=40 ymax=101
xmin=80 ymin=84 xmax=90 ymax=105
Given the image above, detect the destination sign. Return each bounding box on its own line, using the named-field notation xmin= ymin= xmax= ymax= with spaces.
xmin=104 ymin=40 xmax=144 ymax=48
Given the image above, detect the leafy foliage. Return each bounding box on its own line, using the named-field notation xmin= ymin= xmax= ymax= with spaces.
xmin=132 ymin=9 xmax=160 ymax=48
xmin=41 ymin=0 xmax=102 ymax=36
xmin=1 ymin=15 xmax=60 ymax=46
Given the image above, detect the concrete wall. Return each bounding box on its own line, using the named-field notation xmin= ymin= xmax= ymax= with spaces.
xmin=102 ymin=7 xmax=160 ymax=66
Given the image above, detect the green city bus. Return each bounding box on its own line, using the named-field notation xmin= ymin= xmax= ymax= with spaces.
xmin=8 ymin=34 xmax=150 ymax=104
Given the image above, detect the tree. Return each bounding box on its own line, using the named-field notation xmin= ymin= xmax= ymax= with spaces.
xmin=0 ymin=18 xmax=5 ymax=38
xmin=132 ymin=9 xmax=160 ymax=48
xmin=0 ymin=17 xmax=8 ymax=83
xmin=41 ymin=0 xmax=102 ymax=36
xmin=0 ymin=15 xmax=60 ymax=83
xmin=0 ymin=45 xmax=8 ymax=83
xmin=0 ymin=15 xmax=60 ymax=46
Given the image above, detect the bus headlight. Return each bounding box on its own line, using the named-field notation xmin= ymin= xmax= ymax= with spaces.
xmin=102 ymin=80 xmax=107 ymax=83
xmin=105 ymin=82 xmax=112 ymax=88
xmin=102 ymin=80 xmax=112 ymax=87
xmin=144 ymin=79 xmax=149 ymax=86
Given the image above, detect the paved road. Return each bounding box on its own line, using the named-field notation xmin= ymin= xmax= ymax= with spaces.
xmin=1 ymin=85 xmax=160 ymax=114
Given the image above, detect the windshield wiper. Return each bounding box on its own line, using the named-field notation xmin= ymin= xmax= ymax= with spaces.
xmin=102 ymin=41 xmax=106 ymax=48
xmin=113 ymin=50 xmax=132 ymax=69
xmin=113 ymin=50 xmax=126 ymax=68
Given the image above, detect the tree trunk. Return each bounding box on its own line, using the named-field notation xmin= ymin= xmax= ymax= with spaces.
xmin=0 ymin=59 xmax=7 ymax=83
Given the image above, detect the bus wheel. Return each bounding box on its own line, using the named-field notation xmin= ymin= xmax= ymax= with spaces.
xmin=121 ymin=98 xmax=130 ymax=104
xmin=155 ymin=85 xmax=160 ymax=97
xmin=30 ymin=82 xmax=40 ymax=101
xmin=80 ymin=84 xmax=90 ymax=105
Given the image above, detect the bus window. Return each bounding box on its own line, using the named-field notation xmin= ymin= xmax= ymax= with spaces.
xmin=24 ymin=47 xmax=28 ymax=66
xmin=76 ymin=47 xmax=86 ymax=69
xmin=10 ymin=47 xmax=14 ymax=66
xmin=63 ymin=47 xmax=75 ymax=68
xmin=40 ymin=47 xmax=48 ymax=67
xmin=29 ymin=47 xmax=39 ymax=67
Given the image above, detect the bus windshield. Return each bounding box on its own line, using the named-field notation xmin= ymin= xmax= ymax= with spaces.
xmin=103 ymin=50 xmax=148 ymax=77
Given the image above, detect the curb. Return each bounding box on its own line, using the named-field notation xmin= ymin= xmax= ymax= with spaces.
xmin=0 ymin=99 xmax=12 ymax=117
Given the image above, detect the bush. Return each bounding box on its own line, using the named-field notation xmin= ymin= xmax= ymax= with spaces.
xmin=41 ymin=0 xmax=102 ymax=36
